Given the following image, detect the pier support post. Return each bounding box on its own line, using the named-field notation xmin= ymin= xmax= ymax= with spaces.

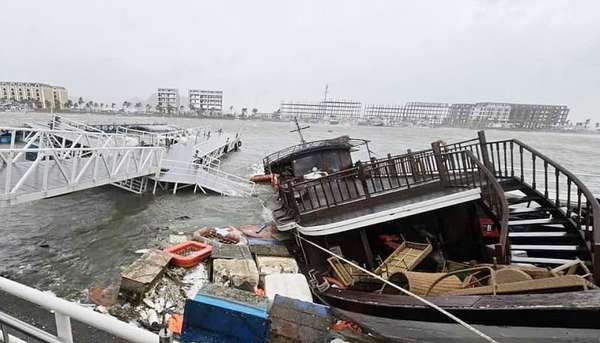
xmin=359 ymin=228 xmax=375 ymax=271
xmin=478 ymin=130 xmax=494 ymax=174
xmin=356 ymin=161 xmax=370 ymax=199
xmin=55 ymin=312 xmax=73 ymax=343
xmin=431 ymin=141 xmax=449 ymax=186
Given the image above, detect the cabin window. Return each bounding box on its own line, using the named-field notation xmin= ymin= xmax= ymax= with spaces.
xmin=292 ymin=150 xmax=352 ymax=176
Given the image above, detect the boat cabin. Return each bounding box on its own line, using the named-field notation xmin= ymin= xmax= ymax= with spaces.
xmin=263 ymin=136 xmax=368 ymax=179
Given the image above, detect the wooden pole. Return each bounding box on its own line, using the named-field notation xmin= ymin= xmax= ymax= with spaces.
xmin=431 ymin=141 xmax=449 ymax=186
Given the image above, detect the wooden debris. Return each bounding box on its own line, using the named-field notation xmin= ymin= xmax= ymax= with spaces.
xmin=374 ymin=241 xmax=432 ymax=279
xmin=382 ymin=271 xmax=462 ymax=296
xmin=448 ymin=275 xmax=591 ymax=296
xmin=494 ymin=268 xmax=532 ymax=284
xmin=120 ymin=249 xmax=172 ymax=298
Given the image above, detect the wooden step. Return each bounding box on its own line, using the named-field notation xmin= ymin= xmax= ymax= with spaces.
xmin=510 ymin=244 xmax=579 ymax=251
xmin=509 ymin=256 xmax=577 ymax=265
xmin=509 ymin=231 xmax=570 ymax=238
xmin=508 ymin=218 xmax=565 ymax=226
xmin=509 ymin=207 xmax=552 ymax=214
xmin=507 ymin=195 xmax=542 ymax=205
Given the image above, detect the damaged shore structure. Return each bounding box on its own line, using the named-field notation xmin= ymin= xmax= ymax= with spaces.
xmin=0 ymin=116 xmax=600 ymax=342
xmin=0 ymin=114 xmax=255 ymax=207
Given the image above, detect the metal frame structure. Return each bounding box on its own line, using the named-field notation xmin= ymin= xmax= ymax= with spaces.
xmin=0 ymin=126 xmax=164 ymax=207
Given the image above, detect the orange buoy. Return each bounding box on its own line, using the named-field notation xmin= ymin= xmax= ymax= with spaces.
xmin=250 ymin=174 xmax=272 ymax=183
xmin=164 ymin=241 xmax=212 ymax=268
xmin=168 ymin=313 xmax=184 ymax=336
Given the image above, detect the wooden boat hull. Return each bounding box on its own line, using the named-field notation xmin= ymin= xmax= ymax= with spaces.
xmin=317 ymin=288 xmax=600 ymax=328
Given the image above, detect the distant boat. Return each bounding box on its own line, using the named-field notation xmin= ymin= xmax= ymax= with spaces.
xmin=329 ymin=119 xmax=339 ymax=125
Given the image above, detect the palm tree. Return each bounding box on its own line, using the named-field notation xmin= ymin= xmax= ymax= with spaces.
xmin=252 ymin=108 xmax=258 ymax=116
xmin=179 ymin=105 xmax=185 ymax=114
xmin=229 ymin=105 xmax=234 ymax=114
xmin=122 ymin=101 xmax=129 ymax=109
xmin=241 ymin=108 xmax=248 ymax=117
xmin=145 ymin=104 xmax=151 ymax=113
xmin=167 ymin=104 xmax=174 ymax=115
xmin=65 ymin=99 xmax=73 ymax=110
xmin=135 ymin=102 xmax=142 ymax=111
xmin=155 ymin=104 xmax=162 ymax=113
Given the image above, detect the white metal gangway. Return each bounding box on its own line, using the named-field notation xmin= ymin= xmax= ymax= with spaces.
xmin=0 ymin=126 xmax=164 ymax=207
xmin=0 ymin=114 xmax=254 ymax=205
xmin=155 ymin=159 xmax=255 ymax=197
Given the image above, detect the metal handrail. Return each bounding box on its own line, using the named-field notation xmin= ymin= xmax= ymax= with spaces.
xmin=0 ymin=276 xmax=159 ymax=343
xmin=161 ymin=159 xmax=255 ymax=196
xmin=486 ymin=138 xmax=600 ymax=281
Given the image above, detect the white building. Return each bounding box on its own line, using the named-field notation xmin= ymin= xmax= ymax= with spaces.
xmin=189 ymin=89 xmax=223 ymax=115
xmin=157 ymin=88 xmax=179 ymax=113
xmin=472 ymin=102 xmax=511 ymax=123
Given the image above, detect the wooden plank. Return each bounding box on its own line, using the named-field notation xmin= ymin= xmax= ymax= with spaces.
xmin=510 ymin=244 xmax=579 ymax=251
xmin=120 ymin=249 xmax=172 ymax=296
xmin=448 ymin=275 xmax=589 ymax=296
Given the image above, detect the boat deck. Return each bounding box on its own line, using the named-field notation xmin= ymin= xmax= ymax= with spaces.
xmin=283 ymin=182 xmax=481 ymax=236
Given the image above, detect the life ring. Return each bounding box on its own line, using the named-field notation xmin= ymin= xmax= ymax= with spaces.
xmin=237 ymin=140 xmax=242 ymax=148
xmin=164 ymin=241 xmax=212 ymax=268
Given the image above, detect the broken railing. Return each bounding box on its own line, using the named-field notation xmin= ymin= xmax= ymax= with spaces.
xmin=483 ymin=138 xmax=600 ymax=282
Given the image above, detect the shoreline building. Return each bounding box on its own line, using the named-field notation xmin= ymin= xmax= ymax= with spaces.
xmin=446 ymin=103 xmax=475 ymax=127
xmin=471 ymin=102 xmax=511 ymax=126
xmin=157 ymin=88 xmax=179 ymax=113
xmin=189 ymin=89 xmax=223 ymax=115
xmin=400 ymin=102 xmax=449 ymax=125
xmin=280 ymin=99 xmax=362 ymax=121
xmin=364 ymin=104 xmax=404 ymax=122
xmin=509 ymin=104 xmax=569 ymax=129
xmin=0 ymin=81 xmax=68 ymax=110
xmin=445 ymin=102 xmax=569 ymax=129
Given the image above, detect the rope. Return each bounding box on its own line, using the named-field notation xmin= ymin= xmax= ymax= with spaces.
xmin=297 ymin=235 xmax=498 ymax=343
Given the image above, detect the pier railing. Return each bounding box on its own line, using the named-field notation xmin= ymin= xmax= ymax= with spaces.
xmin=0 ymin=276 xmax=160 ymax=343
xmin=0 ymin=127 xmax=164 ymax=207
xmin=483 ymin=138 xmax=600 ymax=281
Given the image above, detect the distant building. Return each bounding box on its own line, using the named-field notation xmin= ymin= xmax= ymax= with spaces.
xmin=446 ymin=103 xmax=475 ymax=127
xmin=157 ymin=88 xmax=179 ymax=113
xmin=189 ymin=89 xmax=223 ymax=115
xmin=400 ymin=102 xmax=449 ymax=125
xmin=471 ymin=102 xmax=511 ymax=124
xmin=509 ymin=104 xmax=569 ymax=129
xmin=364 ymin=104 xmax=404 ymax=122
xmin=280 ymin=99 xmax=363 ymax=121
xmin=0 ymin=81 xmax=68 ymax=109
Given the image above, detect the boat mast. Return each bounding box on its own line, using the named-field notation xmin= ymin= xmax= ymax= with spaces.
xmin=290 ymin=117 xmax=310 ymax=144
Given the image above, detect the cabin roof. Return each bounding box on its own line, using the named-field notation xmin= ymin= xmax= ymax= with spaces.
xmin=263 ymin=136 xmax=367 ymax=170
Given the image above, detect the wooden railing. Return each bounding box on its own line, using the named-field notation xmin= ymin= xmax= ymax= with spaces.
xmin=278 ymin=150 xmax=441 ymax=217
xmin=484 ymin=138 xmax=600 ymax=282
xmin=441 ymin=149 xmax=510 ymax=263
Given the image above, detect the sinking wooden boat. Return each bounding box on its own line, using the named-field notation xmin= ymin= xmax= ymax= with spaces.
xmin=265 ymin=129 xmax=600 ymax=328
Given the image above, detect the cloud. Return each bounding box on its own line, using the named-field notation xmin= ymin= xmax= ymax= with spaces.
xmin=1 ymin=0 xmax=598 ymax=121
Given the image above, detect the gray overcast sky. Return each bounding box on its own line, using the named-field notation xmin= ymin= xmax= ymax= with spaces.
xmin=1 ymin=0 xmax=598 ymax=121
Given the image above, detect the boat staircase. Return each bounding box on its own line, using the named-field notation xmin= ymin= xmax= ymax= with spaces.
xmin=439 ymin=133 xmax=599 ymax=282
